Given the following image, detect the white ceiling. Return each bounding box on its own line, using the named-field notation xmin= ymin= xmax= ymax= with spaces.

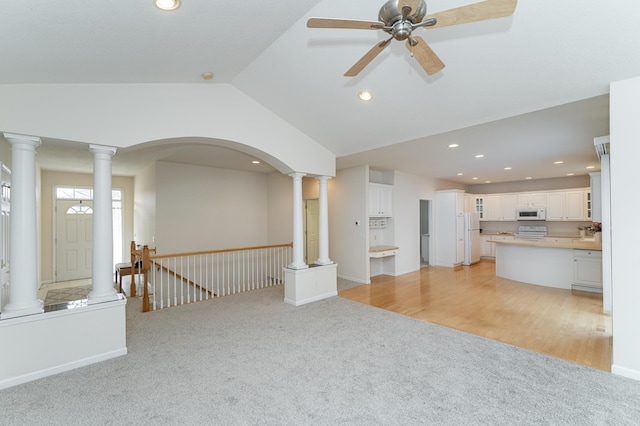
xmin=2 ymin=0 xmax=639 ymax=183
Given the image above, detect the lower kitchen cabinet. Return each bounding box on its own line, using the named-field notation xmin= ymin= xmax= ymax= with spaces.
xmin=573 ymin=249 xmax=603 ymax=292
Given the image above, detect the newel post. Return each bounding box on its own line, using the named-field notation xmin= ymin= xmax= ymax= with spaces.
xmin=142 ymin=245 xmax=150 ymax=312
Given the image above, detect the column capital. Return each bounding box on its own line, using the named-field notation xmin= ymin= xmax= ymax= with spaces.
xmin=3 ymin=132 xmax=41 ymax=148
xmin=288 ymin=172 xmax=306 ymax=180
xmin=316 ymin=175 xmax=332 ymax=183
xmin=89 ymin=144 xmax=117 ymax=156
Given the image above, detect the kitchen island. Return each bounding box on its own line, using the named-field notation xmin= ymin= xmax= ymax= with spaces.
xmin=493 ymin=239 xmax=602 ymax=291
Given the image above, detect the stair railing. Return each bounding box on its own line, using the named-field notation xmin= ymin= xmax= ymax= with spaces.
xmin=134 ymin=242 xmax=292 ymax=312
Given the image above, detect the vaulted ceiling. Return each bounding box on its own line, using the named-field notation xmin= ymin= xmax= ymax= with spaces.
xmin=2 ymin=0 xmax=639 ymax=184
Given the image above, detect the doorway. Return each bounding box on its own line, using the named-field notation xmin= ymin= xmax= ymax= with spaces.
xmin=304 ymin=199 xmax=319 ymax=265
xmin=56 ymin=199 xmax=94 ymax=281
xmin=53 ymin=186 xmax=123 ymax=282
xmin=419 ymin=199 xmax=432 ymax=267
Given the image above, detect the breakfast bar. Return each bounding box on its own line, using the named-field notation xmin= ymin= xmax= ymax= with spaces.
xmin=493 ymin=239 xmax=602 ymax=291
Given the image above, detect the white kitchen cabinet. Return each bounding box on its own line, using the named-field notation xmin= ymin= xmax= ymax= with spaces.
xmin=474 ymin=196 xmax=485 ymax=220
xmin=435 ymin=190 xmax=466 ymax=267
xmin=573 ymin=249 xmax=602 ymax=292
xmin=500 ymin=194 xmax=518 ymax=221
xmin=546 ymin=189 xmax=588 ymax=221
xmin=483 ymin=195 xmax=501 ymax=221
xmin=517 ymin=192 xmax=547 ymax=208
xmin=481 ymin=235 xmax=493 ymax=257
xmin=369 ymin=183 xmax=393 ymax=217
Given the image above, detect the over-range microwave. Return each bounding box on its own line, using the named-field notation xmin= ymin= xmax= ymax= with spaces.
xmin=516 ymin=207 xmax=546 ymax=221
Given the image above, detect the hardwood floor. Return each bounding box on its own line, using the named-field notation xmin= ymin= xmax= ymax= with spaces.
xmin=339 ymin=261 xmax=612 ymax=371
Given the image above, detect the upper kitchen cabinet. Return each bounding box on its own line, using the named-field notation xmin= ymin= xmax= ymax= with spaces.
xmin=483 ymin=195 xmax=502 ymax=221
xmin=517 ymin=192 xmax=547 ymax=208
xmin=500 ymin=194 xmax=518 ymax=221
xmin=369 ymin=183 xmax=393 ymax=217
xmin=546 ymin=189 xmax=588 ymax=221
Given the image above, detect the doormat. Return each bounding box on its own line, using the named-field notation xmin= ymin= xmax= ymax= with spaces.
xmin=43 ymin=285 xmax=92 ymax=306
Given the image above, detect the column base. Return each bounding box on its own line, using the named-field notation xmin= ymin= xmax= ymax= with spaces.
xmin=314 ymin=259 xmax=334 ymax=266
xmin=284 ymin=263 xmax=337 ymax=306
xmin=287 ymin=263 xmax=309 ymax=270
xmin=1 ymin=300 xmax=44 ymax=320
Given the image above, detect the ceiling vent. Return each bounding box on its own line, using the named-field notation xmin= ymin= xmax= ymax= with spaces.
xmin=594 ymin=135 xmax=610 ymax=160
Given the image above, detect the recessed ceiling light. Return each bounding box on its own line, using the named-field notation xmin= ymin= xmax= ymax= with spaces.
xmin=566 ymin=173 xmax=575 ymax=176
xmin=554 ymin=160 xmax=564 ymax=164
xmin=448 ymin=144 xmax=459 ymax=148
xmin=358 ymin=91 xmax=372 ymax=101
xmin=201 ymin=72 xmax=214 ymax=80
xmin=485 ymin=181 xmax=491 ymax=183
xmin=472 ymin=177 xmax=478 ymax=180
xmin=586 ymin=165 xmax=595 ymax=169
xmin=525 ymin=177 xmax=533 ymax=180
xmin=504 ymin=167 xmax=512 ymax=170
xmin=457 ymin=173 xmax=463 ymax=176
xmin=475 ymin=154 xmax=484 ymax=158
xmin=251 ymin=160 xmax=261 ymax=164
xmin=154 ymin=0 xmax=181 ymax=11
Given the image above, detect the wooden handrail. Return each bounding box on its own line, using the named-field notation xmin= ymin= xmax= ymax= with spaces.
xmin=148 ymin=242 xmax=293 ymax=261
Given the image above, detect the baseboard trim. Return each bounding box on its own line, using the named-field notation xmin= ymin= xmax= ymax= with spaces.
xmin=611 ymin=364 xmax=640 ymax=381
xmin=337 ymin=274 xmax=369 ymax=284
xmin=284 ymin=291 xmax=338 ymax=307
xmin=0 ymin=348 xmax=128 ymax=390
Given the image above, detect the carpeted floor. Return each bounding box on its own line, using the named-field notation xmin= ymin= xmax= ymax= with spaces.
xmin=2 ymin=285 xmax=640 ymax=425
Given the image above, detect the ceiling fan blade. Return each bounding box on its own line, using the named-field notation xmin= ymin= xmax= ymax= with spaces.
xmin=307 ymin=18 xmax=384 ymax=30
xmin=425 ymin=0 xmax=517 ymax=29
xmin=345 ymin=38 xmax=393 ymax=77
xmin=406 ymin=36 xmax=445 ymax=75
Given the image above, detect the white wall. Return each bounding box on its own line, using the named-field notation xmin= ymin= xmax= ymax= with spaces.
xmin=133 ymin=163 xmax=157 ymax=247
xmin=329 ymin=166 xmax=369 ymax=283
xmin=155 ymin=161 xmax=269 ymax=254
xmin=0 ymin=84 xmax=335 ymax=177
xmin=610 ymin=75 xmax=640 ymax=380
xmin=468 ymin=175 xmax=590 ymax=194
xmin=267 ymin=172 xmax=293 ymax=245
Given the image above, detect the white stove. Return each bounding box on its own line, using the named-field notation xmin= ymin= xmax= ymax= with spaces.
xmin=515 ymin=225 xmax=547 ymax=240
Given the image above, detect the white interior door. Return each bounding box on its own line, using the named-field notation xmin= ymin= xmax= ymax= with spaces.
xmin=305 ymin=199 xmax=319 ymax=265
xmin=56 ymin=200 xmax=93 ymax=281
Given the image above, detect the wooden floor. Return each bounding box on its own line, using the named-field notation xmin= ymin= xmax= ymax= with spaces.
xmin=339 ymin=261 xmax=612 ymax=371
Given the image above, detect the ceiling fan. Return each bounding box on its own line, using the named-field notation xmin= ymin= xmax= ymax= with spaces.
xmin=307 ymin=0 xmax=517 ymax=77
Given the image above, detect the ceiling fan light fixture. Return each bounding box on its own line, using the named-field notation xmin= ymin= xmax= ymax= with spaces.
xmin=358 ymin=91 xmax=373 ymax=101
xmin=154 ymin=0 xmax=181 ymax=11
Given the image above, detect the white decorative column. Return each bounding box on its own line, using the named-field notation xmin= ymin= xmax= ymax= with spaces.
xmin=88 ymin=145 xmax=118 ymax=304
xmin=288 ymin=172 xmax=308 ymax=270
xmin=1 ymin=133 xmax=43 ymax=319
xmin=315 ymin=176 xmax=333 ymax=265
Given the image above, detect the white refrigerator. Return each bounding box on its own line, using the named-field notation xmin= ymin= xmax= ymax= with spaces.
xmin=463 ymin=212 xmax=481 ymax=265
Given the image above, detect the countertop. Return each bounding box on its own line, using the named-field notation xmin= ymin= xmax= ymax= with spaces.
xmin=369 ymin=245 xmax=400 ymax=252
xmin=492 ymin=239 xmax=602 ymax=250
xmin=480 ymin=232 xmax=590 ymax=239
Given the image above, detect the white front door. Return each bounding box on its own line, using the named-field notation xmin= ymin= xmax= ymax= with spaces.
xmin=305 ymin=199 xmax=319 ymax=265
xmin=56 ymin=200 xmax=93 ymax=281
